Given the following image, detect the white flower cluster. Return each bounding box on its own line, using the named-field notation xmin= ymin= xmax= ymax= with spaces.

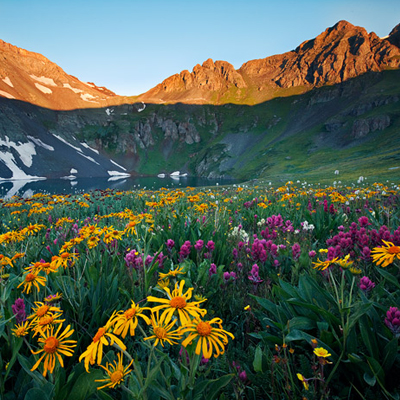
xmin=229 ymin=226 xmax=249 ymax=242
xmin=302 ymin=221 xmax=315 ymax=231
xmin=257 ymin=218 xmax=266 ymax=227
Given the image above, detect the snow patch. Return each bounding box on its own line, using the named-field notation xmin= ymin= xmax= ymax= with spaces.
xmin=27 ymin=136 xmax=54 ymax=151
xmin=389 ymin=166 xmax=400 ymax=170
xmin=0 ymin=136 xmax=36 ymax=167
xmin=2 ymin=77 xmax=13 ymax=87
xmin=85 ymin=82 xmax=95 ymax=88
xmin=63 ymin=83 xmax=83 ymax=93
xmin=0 ymin=151 xmax=45 ymax=181
xmin=78 ymin=152 xmax=100 ymax=165
xmin=30 ymin=75 xmax=57 ymax=86
xmin=138 ymin=102 xmax=146 ymax=112
xmin=108 ymin=176 xmax=127 ymax=182
xmin=106 ymin=108 xmax=114 ymax=116
xmin=35 ymin=83 xmax=52 ymax=94
xmin=60 ymin=175 xmax=77 ymax=180
xmin=0 ymin=90 xmax=15 ymax=99
xmin=80 ymin=142 xmax=99 ymax=154
xmin=70 ymin=168 xmax=78 ymax=174
xmin=157 ymin=173 xmax=166 ymax=178
xmin=71 ymin=181 xmax=77 ymax=186
xmin=107 ymin=171 xmax=131 ymax=177
xmin=80 ymin=93 xmax=98 ymax=103
xmin=110 ymin=159 xmax=126 ymax=171
xmin=170 ymin=171 xmax=180 ymax=176
xmin=53 ymin=134 xmax=82 ymax=152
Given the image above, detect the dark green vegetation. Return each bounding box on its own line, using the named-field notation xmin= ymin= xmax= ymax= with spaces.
xmin=75 ymin=70 xmax=400 ymax=182
xmin=0 ymin=70 xmax=399 ymax=182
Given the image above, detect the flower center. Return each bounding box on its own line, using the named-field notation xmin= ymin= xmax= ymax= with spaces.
xmin=39 ymin=315 xmax=54 ymax=325
xmin=196 ymin=321 xmax=212 ymax=336
xmin=388 ymin=246 xmax=400 ymax=254
xmin=110 ymin=370 xmax=124 ymax=384
xmin=25 ymin=273 xmax=36 ymax=282
xmin=170 ymin=296 xmax=186 ymax=309
xmin=124 ymin=308 xmax=136 ymax=319
xmin=93 ymin=327 xmax=106 ymax=342
xmin=36 ymin=305 xmax=49 ymax=317
xmin=154 ymin=327 xmax=167 ymax=339
xmin=44 ymin=337 xmax=59 ymax=353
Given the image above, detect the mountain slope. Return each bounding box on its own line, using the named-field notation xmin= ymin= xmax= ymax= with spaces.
xmin=137 ymin=21 xmax=400 ymax=105
xmin=0 ymin=40 xmax=131 ymax=110
xmin=0 ymin=20 xmax=399 ymax=183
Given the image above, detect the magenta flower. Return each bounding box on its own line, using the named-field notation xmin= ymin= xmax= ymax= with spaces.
xmin=12 ymin=298 xmax=26 ymax=324
xmin=385 ymin=307 xmax=400 ymax=337
xmin=358 ymin=276 xmax=375 ymax=293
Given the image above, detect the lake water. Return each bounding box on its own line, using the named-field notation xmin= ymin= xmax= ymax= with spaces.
xmin=0 ymin=176 xmax=240 ymax=199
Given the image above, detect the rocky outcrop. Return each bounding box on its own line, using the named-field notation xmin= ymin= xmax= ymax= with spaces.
xmin=352 ymin=115 xmax=391 ymax=138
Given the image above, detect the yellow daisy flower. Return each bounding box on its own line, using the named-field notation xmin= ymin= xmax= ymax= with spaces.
xmin=79 ymin=312 xmax=126 ymax=372
xmin=147 ymin=280 xmax=207 ymax=326
xmin=179 ymin=317 xmax=234 ymax=359
xmin=371 ymin=240 xmax=400 ymax=267
xmin=112 ymin=301 xmax=151 ymax=339
xmin=30 ymin=324 xmax=77 ymax=377
xmin=312 ymin=257 xmax=339 ymax=271
xmin=27 ymin=302 xmax=63 ymax=327
xmin=143 ymin=310 xmax=182 ymax=347
xmin=17 ymin=272 xmax=46 ymax=294
xmin=95 ymin=352 xmax=133 ymax=390
xmin=158 ymin=266 xmax=186 ymax=280
xmin=12 ymin=321 xmax=30 ymax=337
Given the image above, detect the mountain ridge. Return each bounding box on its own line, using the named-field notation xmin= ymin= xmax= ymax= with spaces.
xmin=137 ymin=20 xmax=400 ymax=104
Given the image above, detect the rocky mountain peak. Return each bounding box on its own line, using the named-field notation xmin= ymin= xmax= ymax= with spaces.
xmin=138 ymin=20 xmax=400 ymax=105
xmin=0 ymin=39 xmax=130 ymax=110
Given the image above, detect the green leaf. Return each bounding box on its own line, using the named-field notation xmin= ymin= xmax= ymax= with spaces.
xmin=253 ymin=346 xmax=263 ymax=373
xmin=17 ymin=354 xmax=47 ymax=385
xmin=382 ymin=338 xmax=399 ymax=372
xmin=288 ymin=316 xmax=316 ymax=331
xmin=377 ymin=268 xmax=400 ymax=289
xmin=24 ymin=388 xmax=51 ymax=400
xmin=363 ymin=372 xmax=376 ymax=386
xmin=67 ymin=369 xmax=104 ymax=400
xmin=205 ymin=374 xmax=234 ymax=400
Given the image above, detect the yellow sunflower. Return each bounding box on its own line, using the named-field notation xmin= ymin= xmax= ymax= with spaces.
xmin=79 ymin=312 xmax=126 ymax=372
xmin=312 ymin=257 xmax=339 ymax=271
xmin=12 ymin=321 xmax=30 ymax=337
xmin=143 ymin=310 xmax=182 ymax=347
xmin=17 ymin=272 xmax=46 ymax=294
xmin=112 ymin=301 xmax=151 ymax=338
xmin=147 ymin=280 xmax=207 ymax=326
xmin=158 ymin=266 xmax=186 ymax=280
xmin=179 ymin=317 xmax=234 ymax=359
xmin=30 ymin=324 xmax=77 ymax=377
xmin=27 ymin=302 xmax=63 ymax=327
xmin=31 ymin=312 xmax=65 ymax=336
xmin=371 ymin=240 xmax=400 ymax=267
xmin=95 ymin=352 xmax=133 ymax=390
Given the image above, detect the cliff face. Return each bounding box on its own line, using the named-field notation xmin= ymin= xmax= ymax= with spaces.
xmin=0 ymin=40 xmax=130 ymax=110
xmin=138 ymin=21 xmax=400 ymax=104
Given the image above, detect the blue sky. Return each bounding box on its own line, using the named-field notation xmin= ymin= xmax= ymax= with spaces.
xmin=1 ymin=0 xmax=399 ymax=95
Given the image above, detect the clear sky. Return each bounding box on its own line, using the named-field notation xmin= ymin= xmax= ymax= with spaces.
xmin=1 ymin=0 xmax=399 ymax=96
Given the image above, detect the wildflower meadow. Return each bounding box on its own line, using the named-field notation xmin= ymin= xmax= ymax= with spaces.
xmin=1 ymin=180 xmax=400 ymax=399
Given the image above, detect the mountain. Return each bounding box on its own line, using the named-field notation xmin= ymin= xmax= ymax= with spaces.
xmin=137 ymin=20 xmax=400 ymax=105
xmin=0 ymin=20 xmax=399 ymax=185
xmin=0 ymin=39 xmax=131 ymax=110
